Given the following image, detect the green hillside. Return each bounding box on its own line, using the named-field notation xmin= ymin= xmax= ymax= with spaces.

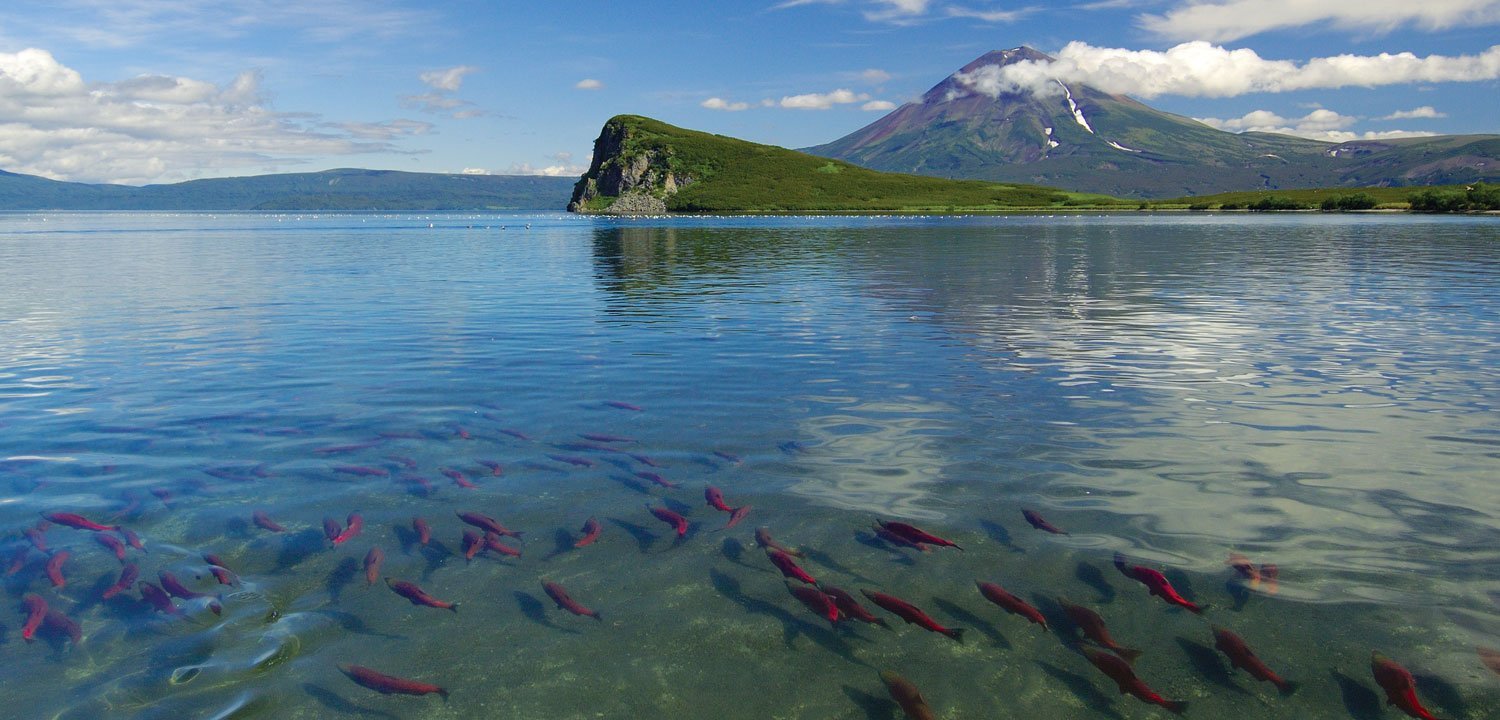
xmin=569 ymin=115 xmax=1131 ymax=213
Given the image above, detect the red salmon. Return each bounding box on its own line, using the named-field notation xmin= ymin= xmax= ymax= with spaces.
xmin=478 ymin=460 xmax=503 ymax=476
xmin=873 ymin=524 xmax=931 ymax=552
xmin=102 ymin=563 xmax=139 ymax=599
xmin=483 ymin=532 xmax=522 ymax=558
xmin=1059 ymin=599 xmax=1141 ymax=661
xmin=1081 ymin=645 xmax=1187 ymax=714
xmin=461 ymin=530 xmax=483 ymax=561
xmin=340 ymin=664 xmax=448 ymax=699
xmin=647 ymin=504 xmax=689 ymax=538
xmin=364 ymin=547 xmax=384 ymax=585
xmin=1371 ymin=651 xmax=1441 ymax=720
xmin=95 ymin=533 xmax=127 ymax=562
xmin=441 ymin=468 xmax=476 ymax=488
xmin=876 ymin=520 xmax=963 ymax=551
xmin=879 ymin=670 xmax=937 ymax=720
xmin=21 ymin=594 xmax=47 ymax=642
xmin=628 ymin=452 xmax=664 ymax=468
xmin=860 ymin=589 xmax=965 ymax=642
xmin=705 ymin=486 xmax=734 ymax=512
xmin=581 ymin=433 xmax=634 ymax=443
xmin=385 ymin=578 xmax=458 ymax=612
xmin=42 ymin=610 xmax=82 ymax=644
xmin=252 ymin=510 xmax=285 ymax=533
xmin=43 ymin=511 xmax=119 ymax=532
xmin=635 ymin=471 xmax=677 ymax=489
xmin=323 ymin=517 xmax=343 ymax=543
xmin=457 ymin=511 xmax=523 ymax=539
xmin=334 ymin=465 xmax=389 ymax=478
xmin=548 ymin=454 xmax=596 ymax=468
xmin=755 ymin=528 xmax=804 ymax=558
xmin=139 ymin=581 xmax=181 ymax=615
xmin=605 ymin=400 xmax=642 ymax=411
xmin=1227 ymin=553 xmax=1261 ymax=587
xmin=822 ymin=585 xmax=887 ymax=627
xmin=767 ymin=549 xmax=817 ymax=585
xmin=119 ymin=527 xmax=145 ymax=551
xmin=1022 ymin=509 xmax=1068 ymax=535
xmin=413 ymin=517 xmax=432 ymax=545
xmin=1261 ymin=564 xmax=1279 ymax=595
xmin=159 ymin=570 xmax=215 ymax=606
xmin=499 ymin=428 xmax=534 ymax=441
xmin=574 ymin=517 xmax=602 ymax=548
xmin=332 ymin=513 xmax=364 ymax=545
xmin=788 ymin=584 xmax=840 ymax=624
xmin=723 ymin=505 xmax=752 ymax=530
xmin=45 ymin=551 xmax=68 ymax=588
xmin=713 ymin=450 xmax=743 ymax=465
xmin=1212 ymin=626 xmax=1297 ymax=695
xmin=1478 ymin=646 xmax=1500 ymax=679
xmin=386 ymin=455 xmax=419 ymax=469
xmin=314 ymin=441 xmax=383 ymax=454
xmin=976 ymin=581 xmax=1049 ymax=631
xmin=1115 ymin=553 xmax=1205 ymax=614
xmin=542 ymin=580 xmax=602 ymax=621
xmin=24 ymin=526 xmax=48 ymax=552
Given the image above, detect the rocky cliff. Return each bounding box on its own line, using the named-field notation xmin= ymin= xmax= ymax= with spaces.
xmin=568 ymin=116 xmax=696 ymax=213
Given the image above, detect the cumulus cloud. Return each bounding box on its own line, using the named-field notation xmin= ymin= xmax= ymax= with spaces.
xmin=575 ymin=78 xmax=603 ymax=90
xmin=945 ymin=6 xmax=1031 ymax=22
xmin=420 ymin=66 xmax=478 ymax=91
xmin=1196 ymin=108 xmax=1437 ymax=141
xmin=0 ymin=47 xmax=402 ymax=184
xmin=860 ymin=68 xmax=892 ymax=84
xmin=506 ymin=162 xmax=587 ymax=177
xmin=952 ymin=41 xmax=1500 ymax=99
xmin=1380 ymin=106 xmax=1446 ymax=120
xmin=862 ymin=100 xmax=898 ymax=111
xmin=778 ymin=88 xmax=870 ymax=109
xmin=461 ymin=167 xmax=488 ymax=175
xmin=701 ymin=97 xmax=751 ymax=111
xmin=1140 ymin=0 xmax=1500 ymax=43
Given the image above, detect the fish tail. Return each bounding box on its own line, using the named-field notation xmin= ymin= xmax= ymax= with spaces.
xmin=438 ymin=688 xmax=450 ymax=701
xmin=1277 ymin=680 xmax=1300 ymax=697
xmin=1114 ymin=646 xmax=1144 ymax=663
xmin=592 ymin=612 xmax=603 ymax=622
xmin=945 ymin=627 xmax=966 ymax=643
xmin=1163 ymin=700 xmax=1188 ymax=715
xmin=448 ymin=603 xmax=460 ymax=614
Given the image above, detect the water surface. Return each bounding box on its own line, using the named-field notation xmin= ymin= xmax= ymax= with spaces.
xmin=1 ymin=212 xmax=1497 ymax=718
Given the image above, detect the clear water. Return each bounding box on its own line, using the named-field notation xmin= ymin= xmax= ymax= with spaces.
xmin=1 ymin=212 xmax=1497 ymax=719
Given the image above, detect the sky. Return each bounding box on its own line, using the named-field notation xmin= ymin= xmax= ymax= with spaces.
xmin=0 ymin=0 xmax=1496 ymax=185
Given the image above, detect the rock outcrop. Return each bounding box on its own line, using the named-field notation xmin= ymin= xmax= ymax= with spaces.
xmin=568 ymin=116 xmax=695 ymax=213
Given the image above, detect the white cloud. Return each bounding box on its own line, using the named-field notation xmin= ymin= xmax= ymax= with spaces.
xmin=778 ymin=88 xmax=870 ymax=109
xmin=860 ymin=68 xmax=892 ymax=84
xmin=420 ymin=66 xmax=478 ymax=91
xmin=461 ymin=167 xmax=488 ymax=175
xmin=701 ymin=97 xmax=751 ymax=111
xmin=1196 ymin=108 xmax=1437 ymax=141
xmin=945 ymin=6 xmax=1031 ymax=22
xmin=952 ymin=41 xmax=1500 ymax=99
xmin=575 ymin=78 xmax=603 ymax=90
xmin=1380 ymin=106 xmax=1446 ymax=120
xmin=861 ymin=100 xmax=898 ymax=111
xmin=506 ymin=162 xmax=587 ymax=177
xmin=1141 ymin=0 xmax=1500 ymax=43
xmin=0 ymin=47 xmax=402 ymax=184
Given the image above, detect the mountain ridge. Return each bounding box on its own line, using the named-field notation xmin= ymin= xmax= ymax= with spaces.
xmin=806 ymin=47 xmax=1500 ymax=198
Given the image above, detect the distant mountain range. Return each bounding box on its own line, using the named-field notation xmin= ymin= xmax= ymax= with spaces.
xmin=806 ymin=48 xmax=1500 ymax=198
xmin=0 ymin=168 xmax=575 ymax=211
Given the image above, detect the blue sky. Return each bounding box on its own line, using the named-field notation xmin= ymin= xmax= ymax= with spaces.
xmin=0 ymin=0 xmax=1496 ymax=184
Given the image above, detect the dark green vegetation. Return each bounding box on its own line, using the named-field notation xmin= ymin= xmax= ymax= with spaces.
xmin=568 ymin=115 xmax=1132 ymax=213
xmin=806 ymin=48 xmax=1500 ymax=199
xmin=1156 ymin=184 xmax=1498 ymax=212
xmin=0 ymin=168 xmax=575 ymax=211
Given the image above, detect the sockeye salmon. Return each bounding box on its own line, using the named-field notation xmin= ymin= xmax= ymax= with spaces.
xmin=386 ymin=578 xmax=458 ymax=612
xmin=1081 ymin=645 xmax=1186 ymax=714
xmin=766 ymin=549 xmax=817 ymax=585
xmin=45 ymin=551 xmax=68 ymax=588
xmin=139 ymin=581 xmax=181 ymax=615
xmin=722 ymin=505 xmax=752 ymax=530
xmin=340 ymin=664 xmax=448 ymax=699
xmin=21 ymin=594 xmax=47 ymax=641
xmin=647 ymin=504 xmax=689 ymax=538
xmin=332 ymin=513 xmax=363 ymax=545
xmin=574 ymin=517 xmax=602 ymax=547
xmin=1480 ymin=646 xmax=1500 ymax=678
xmin=483 ymin=533 xmax=521 ymax=558
xmin=461 ymin=530 xmax=483 ymax=561
xmin=542 ymin=580 xmax=602 ymax=621
xmin=1212 ymin=626 xmax=1297 ymax=695
xmin=704 ymin=486 xmax=734 ymax=512
xmin=252 ymin=510 xmax=285 ymax=533
xmin=1371 ymin=651 xmax=1442 ymax=720
xmin=364 ymin=547 xmax=384 ymax=585
xmin=1115 ymin=554 xmax=1205 ymax=614
xmin=976 ymin=581 xmax=1049 ymax=631
xmin=876 ymin=520 xmax=963 ymax=551
xmin=42 ymin=610 xmax=81 ymax=644
xmin=754 ymin=527 xmax=804 ymax=558
xmin=860 ymin=589 xmax=964 ymax=643
xmin=413 ymin=517 xmax=432 ymax=545
xmin=42 ymin=511 xmax=118 ymax=532
xmin=102 ymin=563 xmax=139 ymax=599
xmin=1022 ymin=509 xmax=1068 ymax=535
xmin=1060 ymin=599 xmax=1141 ymax=661
xmin=788 ymin=584 xmax=840 ymax=625
xmin=457 ymin=511 xmax=523 ymax=539
xmin=95 ymin=533 xmax=127 ymax=562
xmin=879 ymin=670 xmax=937 ymax=720
xmin=822 ymin=585 xmax=888 ymax=627
xmin=635 ymin=471 xmax=677 ymax=489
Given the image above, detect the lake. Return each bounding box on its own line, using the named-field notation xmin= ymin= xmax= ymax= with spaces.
xmin=1 ymin=212 xmax=1497 ymax=719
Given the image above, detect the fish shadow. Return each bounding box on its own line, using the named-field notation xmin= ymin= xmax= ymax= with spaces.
xmin=1414 ymin=672 xmax=1468 ymax=719
xmin=720 ymin=538 xmax=766 ymax=573
xmin=1075 ymin=562 xmax=1115 ymax=603
xmin=803 ymin=548 xmax=877 ymax=585
xmin=708 ymin=568 xmax=866 ymax=667
xmin=661 ymin=497 xmax=693 ymax=515
xmin=1176 ymin=637 xmax=1249 ymax=695
xmin=606 ymin=473 xmax=653 ymax=495
xmin=302 ymin=683 xmax=401 ymax=719
xmin=393 ymin=525 xmax=417 ymax=554
xmin=513 ymin=591 xmax=580 ymax=635
xmin=326 ymin=558 xmax=358 ymax=603
xmin=1163 ymin=568 xmax=1201 ymax=603
xmin=932 ymin=598 xmax=1009 ymax=649
xmin=607 ymin=518 xmax=658 ymax=554
xmin=315 ymin=609 xmax=403 ymax=641
xmin=70 ymin=574 xmax=118 ymax=616
xmin=1036 ymin=660 xmax=1126 ymax=720
xmin=979 ymin=519 xmax=1025 ymax=553
xmin=420 ymin=541 xmax=454 ymax=580
xmin=543 ymin=528 xmax=576 ymax=561
xmin=225 ymin=517 xmax=253 ymax=539
xmin=273 ymin=529 xmax=327 ymax=572
xmin=841 ymin=685 xmax=898 ymax=720
xmin=853 ymin=532 xmax=916 ymax=566
xmin=1225 ymin=579 xmax=1252 ymax=611
xmin=1330 ymin=670 xmax=1382 ymax=720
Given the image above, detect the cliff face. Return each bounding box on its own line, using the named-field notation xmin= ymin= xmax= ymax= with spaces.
xmin=568 ymin=116 xmax=695 ymax=213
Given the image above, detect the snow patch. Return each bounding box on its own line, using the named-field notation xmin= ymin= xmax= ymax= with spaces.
xmin=1106 ymin=140 xmax=1140 ymax=153
xmin=1057 ymin=81 xmax=1093 ymax=134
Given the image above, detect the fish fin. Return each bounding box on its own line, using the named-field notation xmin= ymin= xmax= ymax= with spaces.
xmin=1115 ymin=646 xmax=1144 ymax=663
xmin=946 ymin=628 xmax=966 ymax=644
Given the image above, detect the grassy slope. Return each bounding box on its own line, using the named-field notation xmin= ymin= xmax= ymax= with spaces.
xmin=602 ymin=115 xmax=1131 ymax=212
xmin=1149 ymin=185 xmax=1476 ymax=209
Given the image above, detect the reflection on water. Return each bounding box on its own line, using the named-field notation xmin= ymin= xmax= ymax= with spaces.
xmin=0 ymin=212 xmax=1497 ymax=719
